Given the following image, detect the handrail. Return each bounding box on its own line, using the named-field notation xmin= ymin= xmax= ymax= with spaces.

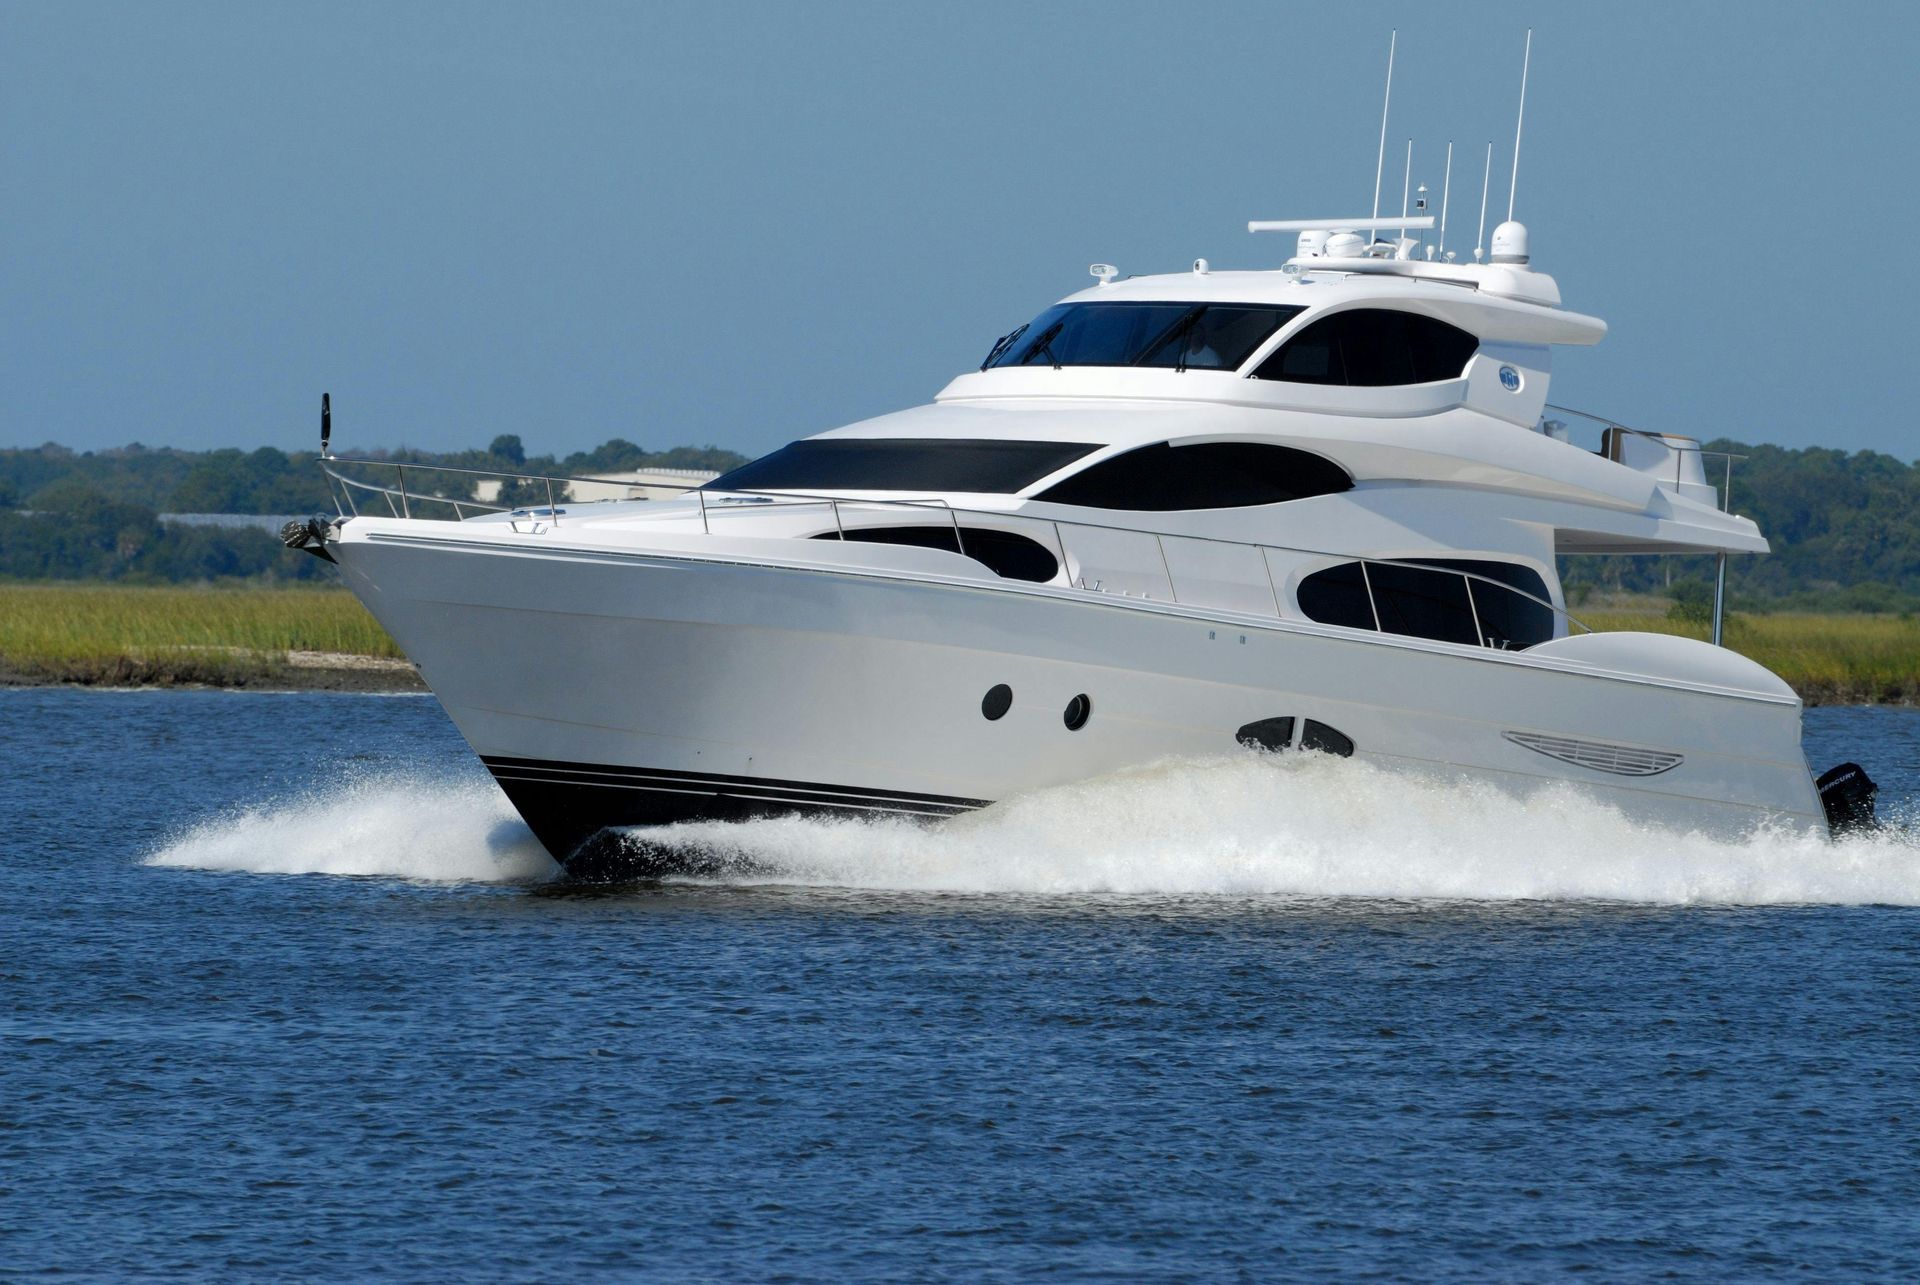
xmin=316 ymin=455 xmax=1590 ymax=643
xmin=1544 ymin=403 xmax=1747 ymax=511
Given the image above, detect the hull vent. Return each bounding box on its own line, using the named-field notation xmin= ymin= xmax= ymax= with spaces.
xmin=1503 ymin=731 xmax=1682 ymax=777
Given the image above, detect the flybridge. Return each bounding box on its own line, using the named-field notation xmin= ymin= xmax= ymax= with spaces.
xmin=1241 ymin=30 xmax=1557 ymax=305
xmin=1246 ymin=217 xmax=1569 ymax=311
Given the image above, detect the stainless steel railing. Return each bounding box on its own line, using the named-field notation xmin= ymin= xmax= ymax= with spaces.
xmin=1544 ymin=403 xmax=1746 ymax=512
xmin=1541 ymin=404 xmax=1749 ymax=646
xmin=317 ymin=455 xmax=1591 ymax=645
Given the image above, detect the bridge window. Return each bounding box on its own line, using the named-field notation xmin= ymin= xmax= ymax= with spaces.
xmin=1297 ymin=559 xmax=1554 ymax=648
xmin=709 ymin=438 xmax=1100 ymax=494
xmin=1252 ymin=309 xmax=1478 ymax=387
xmin=984 ymin=303 xmax=1306 ymax=371
xmin=1035 ymin=442 xmax=1352 ymax=511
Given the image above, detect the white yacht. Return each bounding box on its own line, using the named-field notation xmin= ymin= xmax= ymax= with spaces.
xmin=297 ymin=217 xmax=1870 ymax=875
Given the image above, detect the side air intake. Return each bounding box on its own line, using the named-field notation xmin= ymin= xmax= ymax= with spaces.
xmin=1502 ymin=731 xmax=1682 ymax=777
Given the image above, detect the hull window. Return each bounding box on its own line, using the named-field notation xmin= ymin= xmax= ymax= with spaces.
xmin=1235 ymin=717 xmax=1295 ymax=752
xmin=812 ymin=526 xmax=1058 ymax=582
xmin=709 ymin=438 xmax=1100 ymax=495
xmin=1251 ymin=309 xmax=1478 ymax=386
xmin=1300 ymin=721 xmax=1355 ymax=757
xmin=1063 ymin=694 xmax=1092 ymax=731
xmin=981 ymin=684 xmax=1013 ymax=721
xmin=1035 ymin=442 xmax=1351 ymax=511
xmin=1298 ymin=560 xmax=1554 ymax=649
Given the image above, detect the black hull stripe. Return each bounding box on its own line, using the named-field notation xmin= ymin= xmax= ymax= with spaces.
xmin=477 ymin=757 xmax=991 ymax=870
xmin=478 ymin=755 xmax=990 ymax=814
xmin=486 ymin=771 xmax=970 ymax=819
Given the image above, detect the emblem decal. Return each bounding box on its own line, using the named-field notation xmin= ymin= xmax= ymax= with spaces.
xmin=1498 ymin=365 xmax=1523 ymax=392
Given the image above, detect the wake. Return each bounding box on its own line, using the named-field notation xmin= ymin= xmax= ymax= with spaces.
xmin=148 ymin=754 xmax=1920 ymax=905
xmin=147 ymin=773 xmax=559 ymax=884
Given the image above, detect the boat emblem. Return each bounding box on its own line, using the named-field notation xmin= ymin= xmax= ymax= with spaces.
xmin=1498 ymin=365 xmax=1522 ymax=392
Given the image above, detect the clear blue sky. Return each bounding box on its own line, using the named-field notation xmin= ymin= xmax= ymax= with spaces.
xmin=4 ymin=2 xmax=1916 ymax=461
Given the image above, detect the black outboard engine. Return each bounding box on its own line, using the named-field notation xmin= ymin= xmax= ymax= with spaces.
xmin=1817 ymin=762 xmax=1879 ymax=836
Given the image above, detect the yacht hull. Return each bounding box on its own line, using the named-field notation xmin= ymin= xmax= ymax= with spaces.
xmin=332 ymin=522 xmax=1826 ymax=874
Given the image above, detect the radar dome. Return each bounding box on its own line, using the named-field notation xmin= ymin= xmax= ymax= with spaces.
xmin=1490 ymin=221 xmax=1530 ymax=265
xmin=1323 ymin=231 xmax=1366 ymax=258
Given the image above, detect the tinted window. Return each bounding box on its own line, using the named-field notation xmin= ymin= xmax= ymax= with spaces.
xmin=1300 ymin=720 xmax=1355 ymax=757
xmin=1236 ymin=716 xmax=1295 ymax=752
xmin=1295 ymin=561 xmax=1374 ymax=630
xmin=1438 ymin=559 xmax=1555 ymax=649
xmin=1369 ymin=562 xmax=1480 ymax=645
xmin=1252 ymin=309 xmax=1478 ymax=386
xmin=811 ymin=526 xmax=1058 ymax=583
xmin=987 ymin=303 xmax=1304 ymax=371
xmin=1297 ymin=559 xmax=1554 ymax=648
xmin=1036 ymin=442 xmax=1352 ymax=511
xmin=1134 ymin=306 xmax=1308 ymax=371
xmin=709 ymin=438 xmax=1099 ymax=494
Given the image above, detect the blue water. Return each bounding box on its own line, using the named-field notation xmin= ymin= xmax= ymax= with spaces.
xmin=5 ymin=690 xmax=1920 ymax=1279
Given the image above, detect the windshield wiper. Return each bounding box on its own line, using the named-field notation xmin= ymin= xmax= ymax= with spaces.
xmin=1022 ymin=321 xmax=1065 ymax=369
xmin=980 ymin=323 xmax=1028 ymax=371
xmin=1137 ymin=306 xmax=1208 ymax=372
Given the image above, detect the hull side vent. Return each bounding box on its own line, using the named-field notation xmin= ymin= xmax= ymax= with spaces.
xmin=1503 ymin=731 xmax=1682 ymax=777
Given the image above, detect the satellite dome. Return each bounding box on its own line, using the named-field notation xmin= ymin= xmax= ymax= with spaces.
xmin=1490 ymin=220 xmax=1530 ymax=265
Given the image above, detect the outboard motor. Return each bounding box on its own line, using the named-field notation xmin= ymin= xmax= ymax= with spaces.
xmin=1817 ymin=762 xmax=1879 ymax=836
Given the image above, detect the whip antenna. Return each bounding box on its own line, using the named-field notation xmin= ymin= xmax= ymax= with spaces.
xmin=1474 ymin=141 xmax=1493 ymax=261
xmin=1508 ymin=28 xmax=1532 ymax=222
xmin=1399 ymin=139 xmax=1413 ymax=242
xmin=1438 ymin=140 xmax=1454 ymax=256
xmin=1371 ymin=30 xmax=1396 ymax=223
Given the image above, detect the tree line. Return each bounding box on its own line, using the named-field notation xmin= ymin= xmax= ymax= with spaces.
xmin=1559 ymin=438 xmax=1920 ymax=612
xmin=0 ymin=435 xmax=1915 ymax=607
xmin=0 ymin=436 xmax=747 ymax=516
xmin=0 ymin=436 xmax=747 ymax=585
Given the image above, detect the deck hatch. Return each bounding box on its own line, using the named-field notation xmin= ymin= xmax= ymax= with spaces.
xmin=1502 ymin=731 xmax=1683 ymax=777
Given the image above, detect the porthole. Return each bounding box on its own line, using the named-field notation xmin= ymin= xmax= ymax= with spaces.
xmin=1235 ymin=717 xmax=1295 ymax=752
xmin=1063 ymin=694 xmax=1092 ymax=731
xmin=1301 ymin=720 xmax=1354 ymax=757
xmin=981 ymin=684 xmax=1013 ymax=721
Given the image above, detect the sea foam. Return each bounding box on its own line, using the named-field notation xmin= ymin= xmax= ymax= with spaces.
xmin=148 ymin=753 xmax=1920 ymax=904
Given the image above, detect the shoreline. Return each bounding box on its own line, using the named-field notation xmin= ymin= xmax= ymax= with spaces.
xmin=0 ymin=653 xmax=1907 ymax=706
xmin=0 ymin=652 xmax=427 ymax=694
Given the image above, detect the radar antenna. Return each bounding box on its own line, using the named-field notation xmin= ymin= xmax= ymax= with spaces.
xmin=1474 ymin=141 xmax=1493 ymax=262
xmin=1509 ymin=28 xmax=1532 ymax=222
xmin=1370 ymin=30 xmax=1396 ymax=224
xmin=1399 ymin=139 xmax=1413 ymax=245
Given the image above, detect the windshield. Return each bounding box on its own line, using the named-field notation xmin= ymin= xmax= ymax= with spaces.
xmin=706 ymin=438 xmax=1102 ymax=494
xmin=983 ymin=303 xmax=1304 ymax=372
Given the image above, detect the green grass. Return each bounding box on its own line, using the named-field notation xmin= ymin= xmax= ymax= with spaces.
xmin=1584 ymin=609 xmax=1920 ymax=704
xmin=0 ymin=583 xmax=402 ymax=685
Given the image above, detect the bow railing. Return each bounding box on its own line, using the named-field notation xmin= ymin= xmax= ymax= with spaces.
xmin=318 ymin=455 xmax=1591 ymax=649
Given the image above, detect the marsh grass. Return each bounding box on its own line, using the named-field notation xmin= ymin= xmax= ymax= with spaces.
xmin=0 ymin=584 xmax=402 ymax=685
xmin=1585 ymin=610 xmax=1920 ymax=704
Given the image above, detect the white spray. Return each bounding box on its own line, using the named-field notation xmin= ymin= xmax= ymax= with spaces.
xmin=149 ymin=757 xmax=1920 ymax=906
